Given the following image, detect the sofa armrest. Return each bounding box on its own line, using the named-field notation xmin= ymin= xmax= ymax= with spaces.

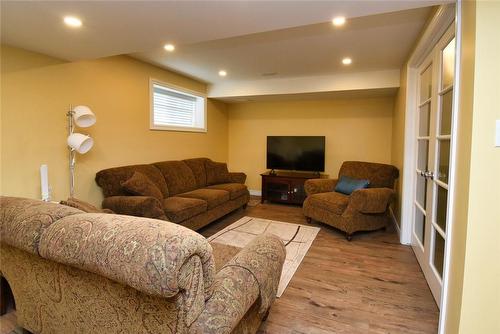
xmin=229 ymin=172 xmax=247 ymax=184
xmin=347 ymin=188 xmax=395 ymax=214
xmin=190 ymin=234 xmax=286 ymax=334
xmin=304 ymin=178 xmax=338 ymax=196
xmin=102 ymin=196 xmax=166 ymax=220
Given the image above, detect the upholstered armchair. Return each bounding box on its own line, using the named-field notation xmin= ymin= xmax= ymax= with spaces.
xmin=303 ymin=161 xmax=399 ymax=240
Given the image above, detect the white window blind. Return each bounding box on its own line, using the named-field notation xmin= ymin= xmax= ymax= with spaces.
xmin=151 ymin=81 xmax=206 ymax=132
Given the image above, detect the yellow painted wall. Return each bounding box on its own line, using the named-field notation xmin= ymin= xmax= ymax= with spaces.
xmin=227 ymin=97 xmax=394 ymax=191
xmin=456 ymin=1 xmax=500 ymax=332
xmin=1 ymin=45 xmax=228 ymax=206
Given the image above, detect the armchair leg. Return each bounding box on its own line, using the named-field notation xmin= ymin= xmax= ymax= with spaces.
xmin=243 ymin=203 xmax=248 ymax=210
xmin=345 ymin=233 xmax=352 ymax=241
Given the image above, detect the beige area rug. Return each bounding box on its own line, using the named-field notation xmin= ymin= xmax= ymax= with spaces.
xmin=208 ymin=216 xmax=320 ymax=297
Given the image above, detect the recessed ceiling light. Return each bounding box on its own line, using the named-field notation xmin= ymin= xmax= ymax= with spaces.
xmin=164 ymin=44 xmax=175 ymax=52
xmin=63 ymin=16 xmax=82 ymax=28
xmin=332 ymin=16 xmax=346 ymax=27
xmin=218 ymin=70 xmax=227 ymax=77
xmin=342 ymin=57 xmax=352 ymax=65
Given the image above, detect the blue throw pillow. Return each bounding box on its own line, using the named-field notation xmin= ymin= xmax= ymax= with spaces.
xmin=335 ymin=176 xmax=370 ymax=195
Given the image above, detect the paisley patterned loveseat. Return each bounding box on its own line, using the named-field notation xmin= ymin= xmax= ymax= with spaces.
xmin=0 ymin=196 xmax=286 ymax=334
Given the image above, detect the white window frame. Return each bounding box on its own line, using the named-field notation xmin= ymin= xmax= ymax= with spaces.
xmin=149 ymin=79 xmax=207 ymax=133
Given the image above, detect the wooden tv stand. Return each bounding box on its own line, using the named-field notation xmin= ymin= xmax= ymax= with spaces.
xmin=260 ymin=171 xmax=327 ymax=205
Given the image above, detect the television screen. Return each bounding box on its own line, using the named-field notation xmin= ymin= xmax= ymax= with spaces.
xmin=267 ymin=136 xmax=325 ymax=172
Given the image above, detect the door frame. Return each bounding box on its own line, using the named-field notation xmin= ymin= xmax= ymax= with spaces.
xmin=399 ymin=3 xmax=461 ymax=334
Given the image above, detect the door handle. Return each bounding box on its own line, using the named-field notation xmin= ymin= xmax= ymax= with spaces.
xmin=419 ymin=170 xmax=434 ymax=180
xmin=423 ymin=170 xmax=434 ymax=180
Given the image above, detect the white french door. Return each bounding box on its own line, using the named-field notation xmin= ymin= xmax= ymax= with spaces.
xmin=411 ymin=24 xmax=456 ymax=305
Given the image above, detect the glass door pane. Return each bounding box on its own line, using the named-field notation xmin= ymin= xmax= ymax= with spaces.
xmin=415 ymin=207 xmax=426 ymax=245
xmin=420 ymin=65 xmax=432 ymax=102
xmin=442 ymin=39 xmax=455 ymax=89
xmin=419 ymin=103 xmax=431 ymax=136
xmin=440 ymin=90 xmax=453 ymax=135
xmin=433 ymin=229 xmax=445 ymax=278
xmin=437 ymin=139 xmax=450 ymax=183
xmin=436 ymin=186 xmax=448 ymax=232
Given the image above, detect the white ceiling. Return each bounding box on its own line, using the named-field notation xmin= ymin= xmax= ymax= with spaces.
xmin=1 ymin=1 xmax=448 ymax=99
xmin=134 ymin=7 xmax=432 ymax=84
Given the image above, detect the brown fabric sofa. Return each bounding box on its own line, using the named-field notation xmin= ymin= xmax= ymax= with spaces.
xmin=0 ymin=196 xmax=286 ymax=334
xmin=303 ymin=161 xmax=399 ymax=240
xmin=95 ymin=158 xmax=249 ymax=230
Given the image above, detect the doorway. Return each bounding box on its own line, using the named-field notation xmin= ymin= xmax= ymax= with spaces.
xmin=411 ymin=24 xmax=456 ymax=304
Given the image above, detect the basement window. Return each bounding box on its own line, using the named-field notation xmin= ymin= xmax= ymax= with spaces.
xmin=150 ymin=80 xmax=206 ymax=132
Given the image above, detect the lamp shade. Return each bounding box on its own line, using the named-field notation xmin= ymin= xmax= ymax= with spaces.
xmin=67 ymin=133 xmax=94 ymax=154
xmin=72 ymin=105 xmax=96 ymax=128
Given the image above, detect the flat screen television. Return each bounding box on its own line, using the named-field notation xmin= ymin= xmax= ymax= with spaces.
xmin=267 ymin=136 xmax=325 ymax=172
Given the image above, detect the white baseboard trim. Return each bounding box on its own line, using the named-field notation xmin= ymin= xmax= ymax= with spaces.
xmin=249 ymin=189 xmax=262 ymax=196
xmin=389 ymin=207 xmax=401 ymax=238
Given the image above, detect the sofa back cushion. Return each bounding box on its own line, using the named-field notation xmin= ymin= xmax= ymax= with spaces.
xmin=96 ymin=164 xmax=169 ymax=198
xmin=0 ymin=196 xmax=83 ymax=255
xmin=39 ymin=212 xmax=216 ymax=301
xmin=153 ymin=161 xmax=197 ymax=196
xmin=205 ymin=161 xmax=231 ymax=185
xmin=183 ymin=158 xmax=210 ymax=188
xmin=338 ymin=161 xmax=399 ymax=189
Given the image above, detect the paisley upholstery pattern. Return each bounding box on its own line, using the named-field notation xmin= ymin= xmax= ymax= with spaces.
xmin=38 ymin=213 xmax=216 ymax=301
xmin=1 ymin=244 xmax=184 ymax=334
xmin=191 ymin=234 xmax=286 ymax=334
xmin=0 ymin=197 xmax=286 ymax=334
xmin=0 ymin=197 xmax=82 ymax=255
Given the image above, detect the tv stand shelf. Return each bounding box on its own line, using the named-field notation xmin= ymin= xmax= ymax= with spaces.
xmin=260 ymin=171 xmax=327 ymax=205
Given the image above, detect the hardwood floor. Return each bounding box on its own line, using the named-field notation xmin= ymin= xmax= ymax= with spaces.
xmin=0 ymin=198 xmax=439 ymax=334
xmin=200 ymin=199 xmax=439 ymax=334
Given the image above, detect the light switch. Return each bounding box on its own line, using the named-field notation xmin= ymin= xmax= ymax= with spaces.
xmin=496 ymin=120 xmax=500 ymax=147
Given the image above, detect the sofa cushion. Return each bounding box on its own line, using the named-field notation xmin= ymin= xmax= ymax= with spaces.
xmin=39 ymin=212 xmax=216 ymax=301
xmin=153 ymin=161 xmax=197 ymax=196
xmin=177 ymin=189 xmax=230 ymax=210
xmin=307 ymin=192 xmax=349 ymax=215
xmin=206 ymin=183 xmax=248 ymax=200
xmin=183 ymin=158 xmax=210 ymax=188
xmin=334 ymin=176 xmax=370 ymax=195
xmin=163 ymin=197 xmax=207 ymax=223
xmin=96 ymin=164 xmax=169 ymax=198
xmin=0 ymin=196 xmax=83 ymax=255
xmin=60 ymin=197 xmax=114 ymax=214
xmin=205 ymin=161 xmax=231 ymax=185
xmin=121 ymin=171 xmax=164 ymax=201
xmin=339 ymin=161 xmax=399 ymax=189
